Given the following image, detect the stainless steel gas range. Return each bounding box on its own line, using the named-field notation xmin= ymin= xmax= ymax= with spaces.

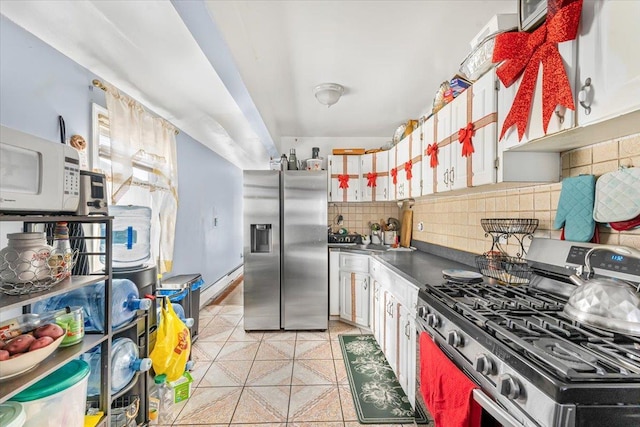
xmin=416 ymin=238 xmax=640 ymax=427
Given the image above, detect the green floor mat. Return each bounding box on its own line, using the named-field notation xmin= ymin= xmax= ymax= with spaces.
xmin=339 ymin=334 xmax=430 ymax=424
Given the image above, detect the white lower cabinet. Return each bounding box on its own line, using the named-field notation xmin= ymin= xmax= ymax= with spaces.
xmin=383 ymin=290 xmax=398 ymax=374
xmin=337 ymin=253 xmax=370 ymax=328
xmin=369 ymin=260 xmax=418 ymax=409
xmin=398 ymin=304 xmax=417 ymax=407
xmin=339 ymin=271 xmax=370 ymax=327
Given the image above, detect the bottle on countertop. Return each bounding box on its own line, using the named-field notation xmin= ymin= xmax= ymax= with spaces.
xmin=312 ymin=147 xmax=320 ymax=159
xmin=280 ymin=153 xmax=288 ymax=170
xmin=288 ymin=148 xmax=298 ymax=170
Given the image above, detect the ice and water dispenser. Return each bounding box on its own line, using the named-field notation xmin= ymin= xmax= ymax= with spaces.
xmin=251 ymin=224 xmax=272 ymax=253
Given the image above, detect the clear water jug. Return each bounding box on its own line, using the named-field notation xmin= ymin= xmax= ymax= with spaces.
xmin=33 ymin=278 xmax=151 ymax=331
xmin=100 ymin=205 xmax=152 ymax=269
xmin=83 ymin=337 xmax=152 ymax=396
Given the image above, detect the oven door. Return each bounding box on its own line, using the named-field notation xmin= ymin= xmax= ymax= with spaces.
xmin=416 ymin=313 xmax=528 ymax=427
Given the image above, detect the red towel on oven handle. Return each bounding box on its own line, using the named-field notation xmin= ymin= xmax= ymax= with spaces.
xmin=420 ymin=332 xmax=482 ymax=427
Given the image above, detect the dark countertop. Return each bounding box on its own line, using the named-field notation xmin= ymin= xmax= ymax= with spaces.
xmin=329 ymin=246 xmax=476 ymax=289
xmin=375 ymin=250 xmax=475 ymax=288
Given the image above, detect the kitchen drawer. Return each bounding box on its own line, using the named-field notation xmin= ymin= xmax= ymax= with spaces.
xmin=340 ymin=253 xmax=369 ymax=273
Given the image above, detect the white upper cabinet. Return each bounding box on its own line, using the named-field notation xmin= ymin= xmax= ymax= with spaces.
xmin=497 ymin=39 xmax=577 ymax=151
xmin=430 ymin=72 xmax=497 ymax=193
xmin=328 ymin=155 xmax=361 ymax=202
xmin=361 ymin=151 xmax=389 ymax=202
xmin=390 ymin=128 xmax=422 ymax=200
xmin=420 ymin=117 xmax=436 ymax=196
xmin=577 ymin=0 xmax=640 ymax=126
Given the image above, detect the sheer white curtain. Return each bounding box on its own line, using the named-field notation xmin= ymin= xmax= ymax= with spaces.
xmin=104 ymin=84 xmax=179 ymax=274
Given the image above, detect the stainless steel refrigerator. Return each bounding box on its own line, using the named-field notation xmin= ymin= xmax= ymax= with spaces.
xmin=243 ymin=170 xmax=328 ymax=331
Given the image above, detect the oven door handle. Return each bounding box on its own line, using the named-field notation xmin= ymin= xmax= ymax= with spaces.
xmin=472 ymin=389 xmax=525 ymax=427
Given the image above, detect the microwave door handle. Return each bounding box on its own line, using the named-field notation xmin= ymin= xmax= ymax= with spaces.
xmin=472 ymin=390 xmax=525 ymax=427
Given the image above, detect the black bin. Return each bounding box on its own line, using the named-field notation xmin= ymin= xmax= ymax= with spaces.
xmin=159 ymin=274 xmax=203 ymax=342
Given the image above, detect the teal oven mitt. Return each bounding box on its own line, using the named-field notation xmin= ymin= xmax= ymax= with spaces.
xmin=553 ymin=175 xmax=596 ymax=242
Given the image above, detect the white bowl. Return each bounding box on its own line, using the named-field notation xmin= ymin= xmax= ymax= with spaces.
xmin=0 ymin=332 xmax=65 ymax=380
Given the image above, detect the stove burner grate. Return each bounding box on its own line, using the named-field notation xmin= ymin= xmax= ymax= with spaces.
xmin=531 ymin=338 xmax=600 ymax=373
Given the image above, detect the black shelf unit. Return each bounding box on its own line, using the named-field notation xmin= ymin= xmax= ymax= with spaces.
xmin=0 ymin=214 xmax=113 ymax=427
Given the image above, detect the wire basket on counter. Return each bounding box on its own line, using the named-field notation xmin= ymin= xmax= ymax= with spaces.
xmin=475 ymin=253 xmax=532 ymax=285
xmin=480 ymin=218 xmax=539 ymax=234
xmin=0 ymin=247 xmax=78 ymax=295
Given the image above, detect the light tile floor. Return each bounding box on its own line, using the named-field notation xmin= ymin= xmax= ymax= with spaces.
xmin=162 ymin=282 xmax=417 ymax=427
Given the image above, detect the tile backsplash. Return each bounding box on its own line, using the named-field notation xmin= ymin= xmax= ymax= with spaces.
xmin=326 ymin=132 xmax=640 ymax=254
xmin=328 ymin=202 xmax=400 ymax=236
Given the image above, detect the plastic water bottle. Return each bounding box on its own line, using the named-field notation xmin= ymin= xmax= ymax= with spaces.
xmin=32 ymin=278 xmax=152 ymax=331
xmin=172 ymin=303 xmax=195 ymax=328
xmin=148 ymin=374 xmax=173 ymax=425
xmin=83 ymin=337 xmax=152 ymax=396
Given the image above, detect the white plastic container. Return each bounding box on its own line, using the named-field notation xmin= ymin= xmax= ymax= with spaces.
xmin=10 ymin=360 xmax=89 ymax=427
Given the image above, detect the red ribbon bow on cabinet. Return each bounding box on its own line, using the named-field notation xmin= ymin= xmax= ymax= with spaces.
xmin=492 ymin=0 xmax=582 ymax=141
xmin=338 ymin=174 xmax=349 ymax=189
xmin=458 ymin=122 xmax=475 ymax=157
xmin=404 ymin=160 xmax=413 ymax=180
xmin=366 ymin=172 xmax=377 ymax=188
xmin=390 ymin=168 xmax=398 ymax=185
xmin=426 ymin=143 xmax=439 ymax=168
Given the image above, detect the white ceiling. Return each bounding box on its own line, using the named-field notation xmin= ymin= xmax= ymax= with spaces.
xmin=1 ymin=0 xmax=516 ymax=170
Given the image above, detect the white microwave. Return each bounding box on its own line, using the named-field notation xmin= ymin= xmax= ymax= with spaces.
xmin=0 ymin=125 xmax=80 ymax=213
xmin=519 ymin=0 xmax=547 ymax=31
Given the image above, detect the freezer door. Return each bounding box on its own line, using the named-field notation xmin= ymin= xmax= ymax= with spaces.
xmin=282 ymin=170 xmax=329 ymax=330
xmin=243 ymin=170 xmax=281 ymax=330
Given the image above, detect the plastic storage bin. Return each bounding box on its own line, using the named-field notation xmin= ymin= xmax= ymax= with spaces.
xmin=10 ymin=360 xmax=89 ymax=427
xmin=0 ymin=402 xmax=26 ymax=427
xmin=32 ymin=278 xmax=152 ymax=332
xmin=100 ymin=205 xmax=152 ymax=269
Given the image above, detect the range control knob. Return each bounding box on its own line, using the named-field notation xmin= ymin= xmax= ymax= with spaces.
xmin=474 ymin=354 xmax=494 ymax=375
xmin=447 ymin=330 xmax=464 ymax=347
xmin=417 ymin=306 xmax=429 ymax=319
xmin=426 ymin=313 xmax=440 ymax=328
xmin=498 ymin=374 xmax=522 ymax=400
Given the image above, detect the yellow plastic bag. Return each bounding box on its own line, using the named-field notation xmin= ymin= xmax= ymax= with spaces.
xmin=150 ymin=298 xmax=191 ymax=382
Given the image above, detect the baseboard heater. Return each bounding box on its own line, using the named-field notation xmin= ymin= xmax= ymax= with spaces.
xmin=199 ymin=264 xmax=244 ymax=308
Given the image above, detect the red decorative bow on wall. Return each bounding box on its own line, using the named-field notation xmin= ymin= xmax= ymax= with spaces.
xmin=492 ymin=0 xmax=582 ymax=141
xmin=458 ymin=122 xmax=475 ymax=157
xmin=404 ymin=160 xmax=413 ymax=180
xmin=367 ymin=172 xmax=377 ymax=188
xmin=338 ymin=174 xmax=349 ymax=189
xmin=390 ymin=168 xmax=398 ymax=185
xmin=426 ymin=143 xmax=439 ymax=168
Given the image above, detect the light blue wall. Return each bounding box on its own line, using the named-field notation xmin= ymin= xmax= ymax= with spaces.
xmin=0 ymin=16 xmax=243 ymax=287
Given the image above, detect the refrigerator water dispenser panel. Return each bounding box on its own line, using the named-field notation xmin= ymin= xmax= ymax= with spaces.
xmin=251 ymin=224 xmax=272 ymax=253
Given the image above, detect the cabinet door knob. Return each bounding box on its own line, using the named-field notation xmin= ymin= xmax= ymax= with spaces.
xmin=404 ymin=321 xmax=411 ymax=338
xmin=444 ymin=169 xmax=449 ymax=185
xmin=449 ymin=167 xmax=455 ymax=186
xmin=578 ymin=77 xmax=592 ymax=115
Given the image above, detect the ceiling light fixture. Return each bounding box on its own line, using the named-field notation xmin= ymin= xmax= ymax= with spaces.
xmin=314 ymin=83 xmax=344 ymax=107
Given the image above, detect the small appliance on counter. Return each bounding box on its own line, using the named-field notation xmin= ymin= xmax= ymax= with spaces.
xmin=328 ymin=233 xmax=361 ymax=244
xmin=0 ymin=125 xmax=80 ymax=214
xmin=76 ymin=171 xmax=108 ymax=216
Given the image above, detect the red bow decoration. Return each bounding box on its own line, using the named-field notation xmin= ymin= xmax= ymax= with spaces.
xmin=493 ymin=0 xmax=582 ymax=141
xmin=426 ymin=143 xmax=439 ymax=168
xmin=390 ymin=168 xmax=398 ymax=185
xmin=458 ymin=122 xmax=475 ymax=157
xmin=338 ymin=174 xmax=349 ymax=189
xmin=404 ymin=160 xmax=413 ymax=180
xmin=366 ymin=172 xmax=377 ymax=188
